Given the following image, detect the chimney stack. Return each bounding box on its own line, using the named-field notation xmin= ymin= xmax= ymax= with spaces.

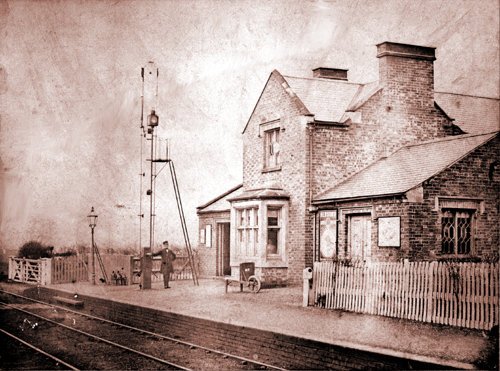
xmin=312 ymin=67 xmax=348 ymax=81
xmin=376 ymin=41 xmax=436 ymax=111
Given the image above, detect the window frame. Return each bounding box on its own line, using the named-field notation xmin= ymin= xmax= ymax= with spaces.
xmin=260 ymin=120 xmax=281 ymax=172
xmin=236 ymin=207 xmax=259 ymax=257
xmin=436 ymin=197 xmax=482 ymax=258
xmin=440 ymin=208 xmax=475 ymax=256
xmin=266 ymin=206 xmax=282 ymax=257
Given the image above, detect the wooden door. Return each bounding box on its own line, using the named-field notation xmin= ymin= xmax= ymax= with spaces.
xmin=348 ymin=214 xmax=371 ymax=260
xmin=217 ymin=223 xmax=231 ymax=276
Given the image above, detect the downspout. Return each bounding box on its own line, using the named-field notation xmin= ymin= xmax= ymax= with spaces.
xmin=306 ymin=116 xmax=317 ymax=263
xmin=308 ymin=122 xmax=314 ymax=206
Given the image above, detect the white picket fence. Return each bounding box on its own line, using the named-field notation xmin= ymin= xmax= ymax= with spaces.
xmin=51 ymin=255 xmax=89 ymax=284
xmin=9 ymin=256 xmax=89 ymax=285
xmin=313 ymin=261 xmax=499 ymax=330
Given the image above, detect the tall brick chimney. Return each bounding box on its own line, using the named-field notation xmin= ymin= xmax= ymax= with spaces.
xmin=377 ymin=42 xmax=436 ymax=111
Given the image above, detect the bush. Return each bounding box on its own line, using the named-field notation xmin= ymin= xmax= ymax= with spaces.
xmin=17 ymin=241 xmax=54 ymax=259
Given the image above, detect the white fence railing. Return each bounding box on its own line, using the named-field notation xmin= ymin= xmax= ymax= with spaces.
xmin=313 ymin=261 xmax=499 ymax=330
xmin=8 ymin=258 xmax=52 ymax=285
xmin=9 ymin=256 xmax=89 ymax=285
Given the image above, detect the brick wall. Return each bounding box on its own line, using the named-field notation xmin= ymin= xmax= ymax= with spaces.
xmin=308 ymin=48 xmax=456 ymax=266
xmin=242 ymin=71 xmax=310 ymax=284
xmin=318 ymin=199 xmax=409 ymax=262
xmin=318 ymin=136 xmax=499 ymax=262
xmin=411 ymin=135 xmax=500 ymax=260
xmin=197 ymin=211 xmax=229 ymax=277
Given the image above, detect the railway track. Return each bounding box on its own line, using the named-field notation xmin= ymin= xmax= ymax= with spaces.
xmin=0 ymin=327 xmax=77 ymax=370
xmin=0 ymin=289 xmax=286 ymax=370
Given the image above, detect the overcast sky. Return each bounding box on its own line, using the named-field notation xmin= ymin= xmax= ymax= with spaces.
xmin=0 ymin=0 xmax=498 ymax=252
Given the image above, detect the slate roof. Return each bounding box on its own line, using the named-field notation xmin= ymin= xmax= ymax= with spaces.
xmin=227 ymin=187 xmax=290 ymax=202
xmin=282 ymin=75 xmax=361 ymax=123
xmin=314 ymin=132 xmax=498 ymax=203
xmin=197 ymin=184 xmax=243 ymax=213
xmin=244 ymin=69 xmax=498 ymax=133
xmin=434 ymin=92 xmax=499 ymax=134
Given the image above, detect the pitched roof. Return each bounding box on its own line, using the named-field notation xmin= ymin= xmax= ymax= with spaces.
xmin=227 ymin=187 xmax=290 ymax=202
xmin=241 ymin=70 xmax=310 ymax=134
xmin=434 ymin=92 xmax=499 ymax=134
xmin=282 ymin=75 xmax=361 ymax=123
xmin=197 ymin=184 xmax=243 ymax=213
xmin=314 ymin=132 xmax=498 ymax=203
xmin=242 ymin=70 xmax=497 ymax=134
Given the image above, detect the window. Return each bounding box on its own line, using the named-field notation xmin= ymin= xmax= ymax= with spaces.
xmin=205 ymin=225 xmax=212 ymax=248
xmin=437 ymin=197 xmax=481 ymax=256
xmin=441 ymin=209 xmax=473 ymax=255
xmin=236 ymin=208 xmax=259 ymax=256
xmin=266 ymin=208 xmax=281 ymax=255
xmin=264 ymin=128 xmax=280 ymax=169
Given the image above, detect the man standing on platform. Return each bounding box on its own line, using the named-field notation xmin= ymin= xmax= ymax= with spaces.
xmin=152 ymin=241 xmax=176 ymax=288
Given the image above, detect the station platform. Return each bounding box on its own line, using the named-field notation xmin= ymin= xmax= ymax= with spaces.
xmin=2 ymin=278 xmax=496 ymax=369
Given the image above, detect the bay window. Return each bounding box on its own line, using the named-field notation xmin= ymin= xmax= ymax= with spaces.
xmin=236 ymin=207 xmax=259 ymax=256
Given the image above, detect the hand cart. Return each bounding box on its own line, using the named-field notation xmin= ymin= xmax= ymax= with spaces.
xmin=224 ymin=262 xmax=261 ymax=293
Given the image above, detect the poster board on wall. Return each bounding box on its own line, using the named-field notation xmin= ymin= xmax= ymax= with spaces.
xmin=378 ymin=216 xmax=401 ymax=247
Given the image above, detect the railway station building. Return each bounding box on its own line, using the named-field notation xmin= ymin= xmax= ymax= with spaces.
xmin=197 ymin=42 xmax=500 ymax=286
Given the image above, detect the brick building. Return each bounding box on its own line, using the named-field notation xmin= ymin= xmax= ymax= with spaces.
xmin=197 ymin=42 xmax=499 ymax=285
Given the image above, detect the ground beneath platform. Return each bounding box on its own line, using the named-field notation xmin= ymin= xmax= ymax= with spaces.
xmin=1 ymin=279 xmax=497 ymax=369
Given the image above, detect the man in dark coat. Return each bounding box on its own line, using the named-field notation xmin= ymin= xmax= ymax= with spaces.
xmin=153 ymin=241 xmax=176 ymax=288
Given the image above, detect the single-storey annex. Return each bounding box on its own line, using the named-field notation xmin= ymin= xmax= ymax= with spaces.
xmin=196 ymin=41 xmax=500 ymax=286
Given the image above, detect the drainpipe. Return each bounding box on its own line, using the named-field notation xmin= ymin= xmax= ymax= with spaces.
xmin=306 ymin=116 xmax=317 ymax=264
xmin=306 ymin=117 xmax=315 ymax=205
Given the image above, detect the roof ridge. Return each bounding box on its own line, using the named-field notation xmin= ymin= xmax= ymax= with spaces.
xmin=197 ymin=184 xmax=243 ymax=210
xmin=435 ymin=91 xmax=500 ymax=101
xmin=402 ymin=131 xmax=498 ymax=149
xmin=282 ymin=74 xmax=362 ymax=86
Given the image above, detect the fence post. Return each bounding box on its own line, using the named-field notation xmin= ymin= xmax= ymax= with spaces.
xmin=39 ymin=258 xmax=52 ymax=285
xmin=303 ymin=267 xmax=313 ymax=307
xmin=426 ymin=261 xmax=435 ymax=322
xmin=8 ymin=257 xmax=13 ymax=281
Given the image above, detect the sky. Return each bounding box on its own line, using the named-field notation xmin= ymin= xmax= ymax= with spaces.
xmin=0 ymin=0 xmax=498 ymax=254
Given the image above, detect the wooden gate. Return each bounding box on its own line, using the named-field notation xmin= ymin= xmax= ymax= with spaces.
xmin=8 ymin=258 xmax=51 ymax=285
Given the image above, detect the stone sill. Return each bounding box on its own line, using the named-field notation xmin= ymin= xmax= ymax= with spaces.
xmin=262 ymin=166 xmax=282 ymax=173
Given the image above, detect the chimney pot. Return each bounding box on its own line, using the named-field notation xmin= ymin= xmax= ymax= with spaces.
xmin=312 ymin=67 xmax=348 ymax=81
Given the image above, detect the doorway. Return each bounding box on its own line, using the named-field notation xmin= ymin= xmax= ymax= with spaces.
xmin=217 ymin=222 xmax=231 ymax=276
xmin=348 ymin=214 xmax=371 ymax=260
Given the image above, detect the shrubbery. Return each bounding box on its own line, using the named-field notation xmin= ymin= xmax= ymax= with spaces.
xmin=17 ymin=241 xmax=77 ymax=259
xmin=17 ymin=241 xmax=54 ymax=259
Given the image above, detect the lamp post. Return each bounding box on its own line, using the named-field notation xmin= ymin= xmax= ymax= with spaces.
xmin=87 ymin=207 xmax=98 ymax=285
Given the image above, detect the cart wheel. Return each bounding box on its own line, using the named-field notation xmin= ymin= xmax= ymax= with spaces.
xmin=248 ymin=275 xmax=261 ymax=293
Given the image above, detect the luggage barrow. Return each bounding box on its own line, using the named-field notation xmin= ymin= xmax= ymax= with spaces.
xmin=224 ymin=262 xmax=261 ymax=293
